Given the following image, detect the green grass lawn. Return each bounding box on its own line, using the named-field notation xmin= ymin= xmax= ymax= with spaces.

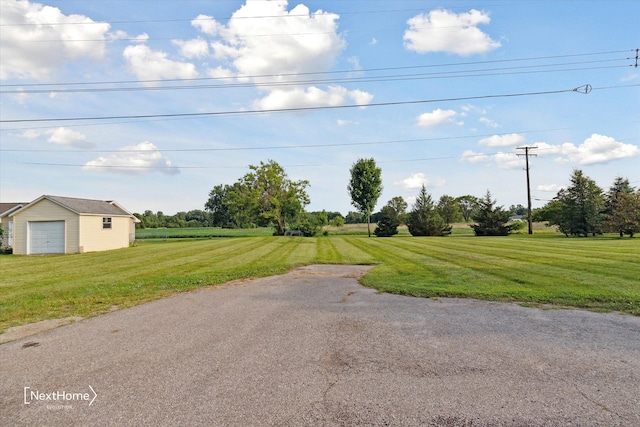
xmin=1 ymin=234 xmax=638 ymax=334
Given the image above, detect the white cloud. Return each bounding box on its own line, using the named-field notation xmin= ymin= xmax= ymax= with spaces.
xmin=347 ymin=56 xmax=362 ymax=73
xmin=337 ymin=119 xmax=359 ymax=126
xmin=417 ymin=109 xmax=457 ymax=128
xmin=207 ymin=66 xmax=235 ymax=80
xmin=46 ymin=127 xmax=95 ymax=149
xmin=18 ymin=129 xmax=43 ymax=139
xmin=462 ymin=150 xmax=524 ymax=169
xmin=173 ymin=37 xmax=210 ymax=59
xmin=479 ymin=133 xmax=525 ymax=147
xmin=18 ymin=127 xmax=95 ymax=149
xmin=83 ymin=142 xmax=179 ymax=175
xmin=192 ymin=14 xmax=221 ymax=36
xmin=109 ymin=31 xmax=148 ymax=43
xmin=404 ymin=9 xmax=501 ymax=56
xmin=123 ymin=45 xmax=198 ymax=81
xmin=370 ymin=38 xmax=378 ymax=46
xmin=190 ymin=1 xmax=372 ymax=110
xmin=461 ymin=150 xmax=491 ymax=163
xmin=394 ymin=173 xmax=430 ymax=190
xmin=349 ymin=89 xmax=374 ymax=106
xmin=205 ymin=2 xmax=344 ymax=77
xmin=537 ymin=134 xmax=639 ymax=165
xmin=461 ymin=104 xmax=487 ymax=114
xmin=494 ymin=152 xmax=525 ymax=169
xmin=479 ymin=117 xmax=499 ymax=128
xmin=1 ymin=0 xmax=110 ymax=80
xmin=537 ymin=184 xmax=565 ymax=193
xmin=254 ymin=86 xmax=372 ymax=110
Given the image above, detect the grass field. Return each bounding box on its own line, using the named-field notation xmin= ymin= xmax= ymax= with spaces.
xmin=1 ymin=234 xmax=638 ymax=334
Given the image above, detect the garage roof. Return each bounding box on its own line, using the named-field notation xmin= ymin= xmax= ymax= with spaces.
xmin=10 ymin=195 xmax=137 ymax=218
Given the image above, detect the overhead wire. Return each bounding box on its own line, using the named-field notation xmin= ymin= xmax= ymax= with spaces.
xmin=0 ymin=59 xmax=629 ymax=95
xmin=2 ymin=49 xmax=631 ymax=89
xmin=0 ymin=84 xmax=601 ymax=124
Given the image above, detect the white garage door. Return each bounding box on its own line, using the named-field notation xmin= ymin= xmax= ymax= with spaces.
xmin=29 ymin=221 xmax=65 ymax=254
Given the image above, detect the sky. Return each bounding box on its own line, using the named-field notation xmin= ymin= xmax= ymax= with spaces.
xmin=1 ymin=0 xmax=639 ymax=216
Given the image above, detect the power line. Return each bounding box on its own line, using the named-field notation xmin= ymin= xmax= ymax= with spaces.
xmin=0 ymin=61 xmax=626 ymax=95
xmin=0 ymin=84 xmax=593 ymax=124
xmin=1 ymin=49 xmax=629 ymax=89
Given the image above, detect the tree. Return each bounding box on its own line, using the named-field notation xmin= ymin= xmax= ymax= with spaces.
xmin=345 ymin=211 xmax=364 ymax=224
xmin=348 ymin=158 xmax=383 ymax=237
xmin=549 ymin=169 xmax=604 ymax=237
xmin=225 ymin=181 xmax=261 ymax=228
xmin=239 ymin=160 xmax=310 ymax=235
xmin=531 ymin=201 xmax=563 ymax=223
xmin=329 ymin=215 xmax=345 ymax=227
xmin=374 ymin=198 xmax=406 ymax=237
xmin=406 ymin=185 xmax=450 ymax=236
xmin=374 ymin=206 xmax=400 ymax=237
xmin=470 ymin=191 xmax=515 ymax=236
xmin=386 ymin=196 xmax=408 ymax=224
xmin=292 ymin=212 xmax=323 ymax=236
xmin=456 ymin=195 xmax=480 ymax=222
xmin=205 ymin=184 xmax=233 ymax=227
xmin=508 ymin=204 xmax=527 ymax=216
xmin=437 ymin=195 xmax=463 ymax=224
xmin=603 ymin=177 xmax=639 ymax=237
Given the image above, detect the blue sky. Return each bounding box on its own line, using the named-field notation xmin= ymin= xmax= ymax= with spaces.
xmin=1 ymin=0 xmax=638 ymax=215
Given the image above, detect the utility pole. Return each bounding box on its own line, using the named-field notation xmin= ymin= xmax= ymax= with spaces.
xmin=516 ymin=146 xmax=537 ymax=235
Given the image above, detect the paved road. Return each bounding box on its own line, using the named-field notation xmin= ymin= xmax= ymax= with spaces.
xmin=1 ymin=265 xmax=639 ymax=426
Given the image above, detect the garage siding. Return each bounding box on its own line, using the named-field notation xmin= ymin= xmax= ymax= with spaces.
xmin=12 ymin=199 xmax=79 ymax=255
xmin=78 ymin=215 xmax=131 ymax=253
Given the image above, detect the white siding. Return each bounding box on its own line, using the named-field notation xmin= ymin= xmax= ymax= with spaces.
xmin=78 ymin=215 xmax=131 ymax=253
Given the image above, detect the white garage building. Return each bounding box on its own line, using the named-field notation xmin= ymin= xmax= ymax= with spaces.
xmin=9 ymin=195 xmax=139 ymax=255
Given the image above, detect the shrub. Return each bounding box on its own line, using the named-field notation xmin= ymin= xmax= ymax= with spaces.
xmin=470 ymin=191 xmax=515 ymax=236
xmin=374 ymin=206 xmax=399 ymax=237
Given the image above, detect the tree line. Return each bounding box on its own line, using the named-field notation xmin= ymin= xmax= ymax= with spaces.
xmin=135 ymin=158 xmax=638 ymax=238
xmin=532 ymin=170 xmax=640 ymax=237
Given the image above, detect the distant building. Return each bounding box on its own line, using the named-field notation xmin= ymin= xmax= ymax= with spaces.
xmin=8 ymin=195 xmax=139 ymax=255
xmin=0 ymin=202 xmax=28 ymax=248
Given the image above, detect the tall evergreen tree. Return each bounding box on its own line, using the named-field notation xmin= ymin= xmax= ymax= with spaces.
xmin=550 ymin=169 xmax=604 ymax=237
xmin=603 ymin=177 xmax=639 ymax=237
xmin=406 ymin=185 xmax=450 ymax=236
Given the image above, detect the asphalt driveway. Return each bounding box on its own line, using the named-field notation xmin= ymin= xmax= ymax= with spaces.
xmin=1 ymin=264 xmax=639 ymax=426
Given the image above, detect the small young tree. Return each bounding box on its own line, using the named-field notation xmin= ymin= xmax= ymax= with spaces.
xmin=348 ymin=158 xmax=383 ymax=237
xmin=374 ymin=206 xmax=400 ymax=237
xmin=470 ymin=191 xmax=515 ymax=236
xmin=406 ymin=185 xmax=450 ymax=236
